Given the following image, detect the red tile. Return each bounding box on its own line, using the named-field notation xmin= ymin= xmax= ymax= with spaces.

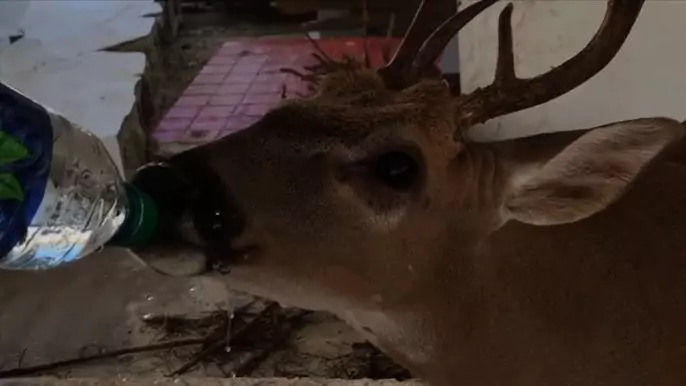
xmin=200 ymin=65 xmax=233 ymax=75
xmin=237 ymin=55 xmax=269 ymax=66
xmin=248 ymin=46 xmax=272 ymax=54
xmin=255 ymin=73 xmax=287 ymax=83
xmin=161 ymin=37 xmax=406 ymax=144
xmin=278 ymin=54 xmax=300 ymax=65
xmin=192 ymin=74 xmax=226 ymax=85
xmin=176 ymin=95 xmax=210 ymax=107
xmin=223 ymin=73 xmax=256 ymax=84
xmin=231 ymin=63 xmax=263 ymax=74
xmin=265 ymin=54 xmax=288 ymax=65
xmin=244 ymin=103 xmax=276 ymax=117
xmin=182 ymin=129 xmax=221 ymax=143
xmin=208 ymin=56 xmax=238 ymax=65
xmin=153 ymin=130 xmax=185 ymax=142
xmin=157 ymin=117 xmax=192 ymax=131
xmin=165 ymin=106 xmax=199 ymax=119
xmin=216 ymin=130 xmax=235 ymax=140
xmin=261 ymin=64 xmax=285 ymax=73
xmin=249 ymin=82 xmax=283 ymax=93
xmin=185 ymin=84 xmax=220 ymax=95
xmin=209 ymin=94 xmax=244 ymax=106
xmin=198 ymin=106 xmax=235 ymax=119
xmin=220 ymin=42 xmax=249 ymax=55
xmin=190 ymin=117 xmax=228 ymax=131
xmin=224 ymin=121 xmax=250 ymax=133
xmin=243 ymin=93 xmax=281 ymax=104
xmin=218 ymin=83 xmax=251 ymax=94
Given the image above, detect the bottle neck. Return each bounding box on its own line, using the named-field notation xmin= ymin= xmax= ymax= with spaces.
xmin=109 ymin=184 xmax=159 ymax=248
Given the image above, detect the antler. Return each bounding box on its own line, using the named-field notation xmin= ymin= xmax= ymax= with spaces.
xmin=413 ymin=0 xmax=500 ymax=72
xmin=456 ymin=0 xmax=646 ymax=127
xmin=378 ymin=0 xmax=461 ymax=89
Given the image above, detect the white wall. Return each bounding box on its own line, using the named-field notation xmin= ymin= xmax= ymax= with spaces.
xmin=0 ymin=0 xmax=159 ymax=175
xmin=459 ymin=0 xmax=686 ymax=141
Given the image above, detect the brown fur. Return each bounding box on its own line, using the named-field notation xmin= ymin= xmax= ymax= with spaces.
xmin=135 ymin=1 xmax=686 ymax=384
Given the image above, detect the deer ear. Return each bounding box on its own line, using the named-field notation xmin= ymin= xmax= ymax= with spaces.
xmin=501 ymin=118 xmax=684 ymax=226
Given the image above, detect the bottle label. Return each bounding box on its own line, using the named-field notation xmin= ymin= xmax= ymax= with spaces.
xmin=0 ymin=83 xmax=54 ymax=259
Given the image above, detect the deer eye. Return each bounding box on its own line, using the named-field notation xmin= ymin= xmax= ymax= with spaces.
xmin=373 ymin=151 xmax=419 ymax=191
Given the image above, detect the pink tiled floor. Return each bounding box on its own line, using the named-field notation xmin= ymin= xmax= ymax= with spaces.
xmin=154 ymin=37 xmax=401 ymax=144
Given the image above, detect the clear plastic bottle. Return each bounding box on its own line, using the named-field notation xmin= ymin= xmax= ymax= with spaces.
xmin=0 ymin=81 xmax=159 ymax=270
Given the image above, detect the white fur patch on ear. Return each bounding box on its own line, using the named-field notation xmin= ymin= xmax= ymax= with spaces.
xmin=504 ymin=118 xmax=684 ymax=226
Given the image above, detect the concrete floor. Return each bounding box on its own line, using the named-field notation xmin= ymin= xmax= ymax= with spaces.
xmin=0 ymin=248 xmax=406 ymax=381
xmin=0 ymin=248 xmax=238 ymax=377
xmin=0 ymin=378 xmax=423 ymax=386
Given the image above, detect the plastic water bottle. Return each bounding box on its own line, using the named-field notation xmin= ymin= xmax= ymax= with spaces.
xmin=0 ymin=81 xmax=162 ymax=270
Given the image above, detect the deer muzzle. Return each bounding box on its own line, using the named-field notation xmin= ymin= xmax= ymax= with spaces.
xmin=128 ymin=161 xmax=246 ymax=277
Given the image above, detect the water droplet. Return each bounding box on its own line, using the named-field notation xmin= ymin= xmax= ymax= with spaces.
xmin=142 ymin=313 xmax=154 ymax=320
xmin=224 ymin=345 xmax=232 ymax=353
xmin=145 ymin=294 xmax=154 ymax=301
xmin=173 ymin=378 xmax=182 ymax=384
xmin=188 ymin=286 xmax=197 ymax=293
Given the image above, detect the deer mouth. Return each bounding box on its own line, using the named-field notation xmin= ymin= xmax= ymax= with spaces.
xmin=128 ymin=161 xmax=250 ymax=277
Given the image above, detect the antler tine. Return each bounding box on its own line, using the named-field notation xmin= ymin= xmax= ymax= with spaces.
xmin=457 ymin=0 xmax=646 ymax=127
xmin=378 ymin=0 xmax=456 ymax=89
xmin=414 ymin=0 xmax=501 ymax=72
xmin=493 ymin=3 xmax=515 ymax=85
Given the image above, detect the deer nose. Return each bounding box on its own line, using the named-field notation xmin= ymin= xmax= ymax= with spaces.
xmin=128 ymin=161 xmax=246 ymax=276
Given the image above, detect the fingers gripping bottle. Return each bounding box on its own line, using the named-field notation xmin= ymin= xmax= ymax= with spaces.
xmin=0 ymin=81 xmax=160 ymax=270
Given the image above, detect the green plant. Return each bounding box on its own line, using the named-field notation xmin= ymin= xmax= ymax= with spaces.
xmin=0 ymin=130 xmax=30 ymax=202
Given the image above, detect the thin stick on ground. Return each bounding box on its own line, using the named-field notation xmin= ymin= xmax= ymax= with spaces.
xmin=166 ymin=302 xmax=282 ymax=377
xmin=0 ymin=337 xmax=211 ymax=379
xmin=279 ymin=68 xmax=320 ymax=84
xmin=166 ymin=339 xmax=225 ymax=377
xmin=230 ymin=310 xmax=311 ymax=377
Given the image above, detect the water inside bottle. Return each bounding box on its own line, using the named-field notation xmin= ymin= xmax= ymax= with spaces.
xmin=0 ymin=120 xmax=127 ymax=269
xmin=0 ymin=84 xmax=127 ymax=269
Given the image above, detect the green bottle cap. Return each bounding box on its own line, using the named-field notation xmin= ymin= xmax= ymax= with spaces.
xmin=109 ymin=184 xmax=159 ymax=248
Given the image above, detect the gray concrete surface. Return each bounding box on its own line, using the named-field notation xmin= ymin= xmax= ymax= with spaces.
xmin=0 ymin=378 xmax=423 ymax=386
xmin=0 ymin=248 xmax=239 ymax=377
xmin=0 ymin=248 xmax=404 ymax=380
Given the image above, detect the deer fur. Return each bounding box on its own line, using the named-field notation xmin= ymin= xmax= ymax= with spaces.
xmin=135 ymin=0 xmax=686 ymax=384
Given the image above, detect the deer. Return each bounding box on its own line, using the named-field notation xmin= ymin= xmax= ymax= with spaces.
xmin=132 ymin=0 xmax=686 ymax=384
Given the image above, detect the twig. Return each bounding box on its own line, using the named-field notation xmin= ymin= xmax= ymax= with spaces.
xmin=166 ymin=339 xmax=224 ymax=377
xmin=166 ymin=302 xmax=281 ymax=377
xmin=281 ymin=83 xmax=288 ymax=100
xmin=279 ymin=68 xmax=320 ymax=84
xmin=16 ymin=349 xmax=27 ymax=369
xmin=0 ymin=337 xmax=210 ymax=378
xmin=304 ymin=32 xmax=334 ymax=65
xmin=231 ymin=310 xmax=311 ymax=377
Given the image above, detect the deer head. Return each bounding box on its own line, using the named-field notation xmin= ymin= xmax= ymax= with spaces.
xmin=134 ymin=0 xmax=686 ymax=384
